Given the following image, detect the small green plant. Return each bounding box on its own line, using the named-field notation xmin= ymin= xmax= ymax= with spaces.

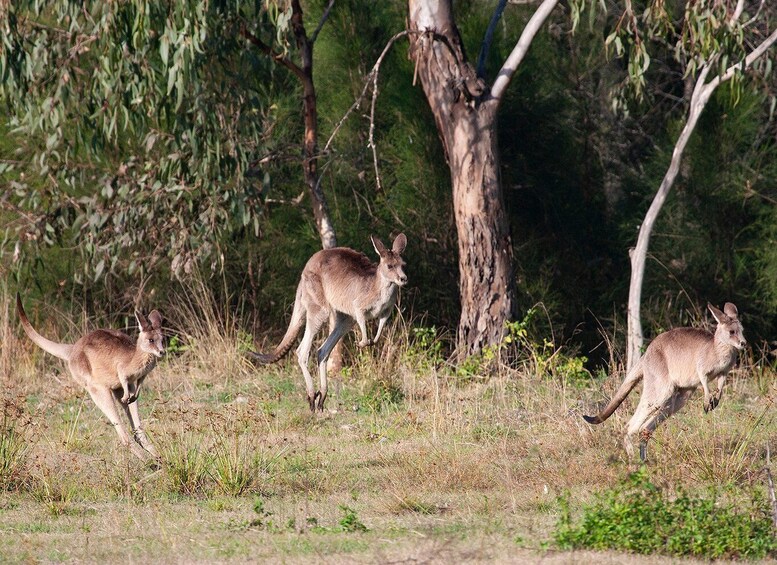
xmin=555 ymin=468 xmax=777 ymax=559
xmin=336 ymin=505 xmax=369 ymax=533
xmin=359 ymin=377 xmax=404 ymax=413
xmin=407 ymin=326 xmax=444 ymax=368
xmin=164 ymin=335 xmax=190 ymax=356
xmin=227 ymin=497 xmax=276 ymax=531
xmin=162 ymin=433 xmax=211 ymax=497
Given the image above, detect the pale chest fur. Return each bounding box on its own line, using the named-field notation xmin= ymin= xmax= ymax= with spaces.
xmin=121 ymin=352 xmax=158 ymax=381
xmin=696 ymin=342 xmax=737 ymax=379
xmin=363 ymin=284 xmax=398 ymax=320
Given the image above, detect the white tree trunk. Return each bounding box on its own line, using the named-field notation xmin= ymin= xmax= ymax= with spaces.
xmin=627 ymin=24 xmax=777 ymax=370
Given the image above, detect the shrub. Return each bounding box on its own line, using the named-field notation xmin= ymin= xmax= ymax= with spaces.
xmin=0 ymin=398 xmax=31 ymax=491
xmin=555 ymin=468 xmax=777 ymax=559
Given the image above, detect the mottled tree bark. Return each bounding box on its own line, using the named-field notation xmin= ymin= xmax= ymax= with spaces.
xmin=408 ymin=0 xmax=516 ymax=356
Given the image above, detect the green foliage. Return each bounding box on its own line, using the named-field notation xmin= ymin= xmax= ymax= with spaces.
xmin=605 ymin=0 xmax=766 ymax=108
xmin=1 ymin=0 xmax=277 ymax=280
xmin=336 ymin=505 xmax=369 ymax=533
xmin=455 ymin=308 xmax=591 ymax=386
xmin=407 ymin=326 xmax=444 ymax=369
xmin=555 ymin=469 xmax=777 ymax=560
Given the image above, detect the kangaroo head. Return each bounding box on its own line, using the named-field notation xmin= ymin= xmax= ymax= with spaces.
xmin=371 ymin=233 xmax=408 ymax=287
xmin=708 ymin=302 xmax=746 ymax=351
xmin=136 ymin=309 xmax=166 ymax=357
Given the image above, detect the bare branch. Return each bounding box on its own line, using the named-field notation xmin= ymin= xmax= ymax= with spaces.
xmin=713 ymin=26 xmax=777 ymax=87
xmin=477 ymin=0 xmax=508 ymax=79
xmin=743 ymin=0 xmax=767 ymax=28
xmin=732 ymin=0 xmax=745 ymax=21
xmin=323 ymin=30 xmax=419 ymax=154
xmin=240 ymin=25 xmax=305 ymax=81
xmin=490 ymin=0 xmax=559 ymax=103
xmin=367 ymin=65 xmax=385 ymax=191
xmin=310 ymin=0 xmax=335 ymax=44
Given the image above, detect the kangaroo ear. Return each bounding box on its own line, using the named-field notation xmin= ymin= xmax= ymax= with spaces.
xmin=723 ymin=302 xmax=739 ymax=320
xmin=707 ymin=303 xmax=728 ymax=324
xmin=135 ymin=311 xmax=150 ymax=332
xmin=392 ymin=233 xmax=407 ymax=254
xmin=371 ymin=235 xmax=387 ymax=256
xmin=148 ymin=310 xmax=163 ymax=330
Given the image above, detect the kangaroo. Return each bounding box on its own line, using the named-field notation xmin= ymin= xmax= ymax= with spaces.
xmin=250 ymin=233 xmax=408 ymax=412
xmin=583 ymin=303 xmax=746 ymax=462
xmin=17 ymin=293 xmax=164 ymax=462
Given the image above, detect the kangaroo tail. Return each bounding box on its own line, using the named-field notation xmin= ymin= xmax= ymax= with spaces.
xmin=583 ymin=361 xmax=644 ymax=424
xmin=16 ymin=293 xmax=74 ymax=361
xmin=248 ymin=287 xmax=306 ymax=365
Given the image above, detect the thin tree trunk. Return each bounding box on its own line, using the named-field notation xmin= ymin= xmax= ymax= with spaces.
xmin=626 ymin=67 xmax=713 ymax=370
xmin=626 ymin=25 xmax=777 ymax=370
xmin=291 ymin=0 xmax=337 ymax=250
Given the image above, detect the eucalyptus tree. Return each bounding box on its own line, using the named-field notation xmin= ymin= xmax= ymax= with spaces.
xmin=242 ymin=0 xmax=337 ymax=250
xmin=0 ymin=1 xmax=259 ymax=280
xmin=406 ymin=0 xmax=592 ymax=356
xmin=0 ymin=1 xmax=338 ymax=285
xmin=611 ymin=0 xmax=777 ymax=369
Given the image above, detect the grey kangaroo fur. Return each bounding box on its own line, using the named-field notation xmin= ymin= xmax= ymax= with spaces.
xmin=17 ymin=293 xmax=164 ymax=462
xmin=249 ymin=233 xmax=408 ymax=412
xmin=583 ymin=303 xmax=746 ymax=461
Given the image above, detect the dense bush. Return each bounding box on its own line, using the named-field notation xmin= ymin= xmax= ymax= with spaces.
xmin=555 ymin=468 xmax=777 ymax=560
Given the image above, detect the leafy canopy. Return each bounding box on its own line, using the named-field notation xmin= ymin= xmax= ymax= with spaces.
xmin=0 ymin=0 xmax=296 ymax=280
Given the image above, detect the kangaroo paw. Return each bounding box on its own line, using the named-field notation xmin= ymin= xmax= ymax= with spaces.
xmin=308 ymin=393 xmax=318 ymax=412
xmin=704 ymin=395 xmax=718 ymax=413
xmin=357 ymin=339 xmax=374 ymax=348
xmin=315 ymin=391 xmax=327 ymax=412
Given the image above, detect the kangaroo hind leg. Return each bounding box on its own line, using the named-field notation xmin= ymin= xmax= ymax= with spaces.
xmin=114 ymin=388 xmax=159 ymax=460
xmin=626 ymin=386 xmax=691 ymax=462
xmin=297 ymin=306 xmax=328 ymax=412
xmin=315 ymin=312 xmax=354 ymax=412
xmin=88 ymin=385 xmax=149 ymax=461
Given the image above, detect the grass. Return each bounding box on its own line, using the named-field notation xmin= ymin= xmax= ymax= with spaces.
xmin=0 ymin=285 xmax=775 ymax=562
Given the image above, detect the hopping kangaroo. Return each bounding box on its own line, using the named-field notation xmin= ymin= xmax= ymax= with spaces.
xmin=250 ymin=233 xmax=407 ymax=412
xmin=17 ymin=293 xmax=164 ymax=461
xmin=583 ymin=303 xmax=746 ymax=461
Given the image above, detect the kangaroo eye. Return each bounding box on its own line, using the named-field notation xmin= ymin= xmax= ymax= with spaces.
xmin=149 ymin=338 xmax=155 ymax=343
xmin=729 ymin=330 xmax=736 ymax=336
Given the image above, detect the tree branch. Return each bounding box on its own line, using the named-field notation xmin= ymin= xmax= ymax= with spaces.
xmin=490 ymin=0 xmax=559 ymax=103
xmin=713 ymin=26 xmax=777 ymax=87
xmin=240 ymin=25 xmax=306 ymax=81
xmin=626 ymin=23 xmax=777 ymax=369
xmin=310 ymin=0 xmax=335 ymax=44
xmin=323 ymin=30 xmax=419 ymax=154
xmin=477 ymin=0 xmax=508 ymax=79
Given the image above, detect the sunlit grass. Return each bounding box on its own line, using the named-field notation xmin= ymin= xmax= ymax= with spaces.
xmin=0 ymin=284 xmax=774 ymax=562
